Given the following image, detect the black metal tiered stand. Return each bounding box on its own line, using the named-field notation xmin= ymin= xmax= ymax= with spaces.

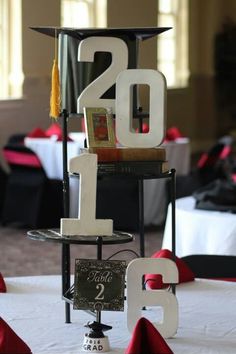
xmin=57 ymin=109 xmax=176 ymax=323
xmin=28 ymin=27 xmax=176 ymax=327
xmin=27 ymin=109 xmax=176 ymax=325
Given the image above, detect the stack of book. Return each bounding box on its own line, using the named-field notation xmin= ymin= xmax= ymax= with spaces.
xmin=80 ymin=147 xmax=168 ymax=176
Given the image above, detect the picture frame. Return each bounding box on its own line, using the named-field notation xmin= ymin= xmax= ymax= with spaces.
xmin=83 ymin=107 xmax=116 ymax=148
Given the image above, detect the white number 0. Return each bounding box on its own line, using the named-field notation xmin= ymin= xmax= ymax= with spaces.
xmin=116 ymin=69 xmax=166 ymax=147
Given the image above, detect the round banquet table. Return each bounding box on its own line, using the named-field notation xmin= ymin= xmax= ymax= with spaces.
xmin=1 ymin=275 xmax=236 ymax=353
xmin=162 ymin=196 xmax=236 ymax=257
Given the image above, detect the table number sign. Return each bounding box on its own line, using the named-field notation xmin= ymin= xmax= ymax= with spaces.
xmin=73 ymin=259 xmax=126 ymax=311
xmin=74 ymin=259 xmax=126 ymax=353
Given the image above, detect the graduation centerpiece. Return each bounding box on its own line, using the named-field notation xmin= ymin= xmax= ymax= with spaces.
xmin=31 ymin=26 xmax=179 ymax=353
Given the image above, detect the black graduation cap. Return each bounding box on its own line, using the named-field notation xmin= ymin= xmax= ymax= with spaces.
xmin=84 ymin=321 xmax=112 ymax=338
xmin=31 ymin=26 xmax=171 ymax=41
xmin=31 ymin=26 xmax=171 ymax=116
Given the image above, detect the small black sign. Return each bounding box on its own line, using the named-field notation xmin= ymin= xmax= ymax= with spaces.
xmin=73 ymin=259 xmax=126 ymax=311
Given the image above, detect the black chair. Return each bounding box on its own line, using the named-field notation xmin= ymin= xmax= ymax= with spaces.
xmin=181 ymin=254 xmax=236 ymax=278
xmin=7 ymin=133 xmax=26 ymax=145
xmin=0 ymin=166 xmax=8 ymax=220
xmin=171 ymin=135 xmax=235 ymax=200
xmin=2 ymin=144 xmax=63 ymax=228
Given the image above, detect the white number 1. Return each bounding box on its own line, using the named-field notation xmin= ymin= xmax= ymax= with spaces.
xmin=60 ymin=154 xmax=113 ymax=236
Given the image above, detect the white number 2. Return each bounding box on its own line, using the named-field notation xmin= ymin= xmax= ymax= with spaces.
xmin=95 ymin=283 xmax=105 ymax=300
xmin=77 ymin=36 xmax=128 ymax=113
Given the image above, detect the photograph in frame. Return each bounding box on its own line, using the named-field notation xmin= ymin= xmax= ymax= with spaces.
xmin=83 ymin=107 xmax=116 ymax=148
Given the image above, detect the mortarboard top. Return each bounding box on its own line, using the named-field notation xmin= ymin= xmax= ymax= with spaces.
xmin=30 ymin=26 xmax=171 ymax=41
xmin=30 ymin=26 xmax=171 ymax=116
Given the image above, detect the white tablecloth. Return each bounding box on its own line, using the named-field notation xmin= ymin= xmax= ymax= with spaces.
xmin=25 ymin=136 xmax=190 ymax=226
xmin=24 ymin=134 xmax=86 ymax=180
xmin=1 ymin=275 xmax=236 ymax=353
xmin=162 ymin=196 xmax=236 ymax=257
xmin=144 ymin=138 xmax=190 ymax=225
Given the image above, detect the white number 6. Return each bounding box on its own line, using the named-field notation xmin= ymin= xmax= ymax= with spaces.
xmin=126 ymin=258 xmax=178 ymax=338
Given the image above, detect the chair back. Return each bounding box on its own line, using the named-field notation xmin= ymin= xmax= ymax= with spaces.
xmin=181 ymin=255 xmax=236 ymax=278
xmin=7 ymin=133 xmax=26 ymax=145
xmin=3 ymin=144 xmax=42 ymax=169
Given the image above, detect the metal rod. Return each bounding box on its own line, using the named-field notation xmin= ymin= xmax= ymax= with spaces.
xmin=61 ymin=109 xmax=71 ymax=323
xmin=170 ymin=168 xmax=176 ymax=295
xmin=96 ymin=311 xmax=101 ymax=323
xmin=96 ymin=236 xmax=103 ymax=324
xmin=138 ymin=179 xmax=145 ymax=257
xmin=62 ymin=109 xmax=70 ymax=218
xmin=97 ymin=236 xmax=103 ymax=261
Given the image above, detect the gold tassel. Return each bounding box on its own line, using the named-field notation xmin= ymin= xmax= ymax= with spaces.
xmin=49 ymin=30 xmax=61 ymax=119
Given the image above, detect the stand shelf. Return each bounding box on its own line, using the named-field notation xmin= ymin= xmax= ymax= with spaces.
xmin=27 ymin=229 xmax=133 ymax=323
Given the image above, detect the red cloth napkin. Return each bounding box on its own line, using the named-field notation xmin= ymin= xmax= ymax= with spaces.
xmin=0 ymin=317 xmax=32 ymax=354
xmin=125 ymin=317 xmax=173 ymax=354
xmin=45 ymin=123 xmax=62 ymax=138
xmin=45 ymin=123 xmax=73 ymax=141
xmin=165 ymin=126 xmax=183 ymax=141
xmin=135 ymin=123 xmax=149 ymax=133
xmin=26 ymin=127 xmax=47 ymax=138
xmin=210 ymin=277 xmax=236 ymax=282
xmin=0 ymin=273 xmax=6 ymax=293
xmin=145 ymin=249 xmax=195 ymax=289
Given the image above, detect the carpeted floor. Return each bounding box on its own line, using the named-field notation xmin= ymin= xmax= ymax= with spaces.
xmin=0 ymin=225 xmax=164 ymax=277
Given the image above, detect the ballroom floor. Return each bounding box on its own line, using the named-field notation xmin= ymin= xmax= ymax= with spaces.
xmin=0 ymin=225 xmax=164 ymax=277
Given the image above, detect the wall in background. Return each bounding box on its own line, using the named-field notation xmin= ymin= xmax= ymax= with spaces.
xmin=1 ymin=0 xmax=236 ymax=168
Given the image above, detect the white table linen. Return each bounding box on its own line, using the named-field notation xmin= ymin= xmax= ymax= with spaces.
xmin=162 ymin=196 xmax=236 ymax=257
xmin=144 ymin=138 xmax=190 ymax=225
xmin=1 ymin=275 xmax=236 ymax=353
xmin=24 ymin=134 xmax=86 ymax=180
xmin=25 ymin=136 xmax=190 ymax=226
